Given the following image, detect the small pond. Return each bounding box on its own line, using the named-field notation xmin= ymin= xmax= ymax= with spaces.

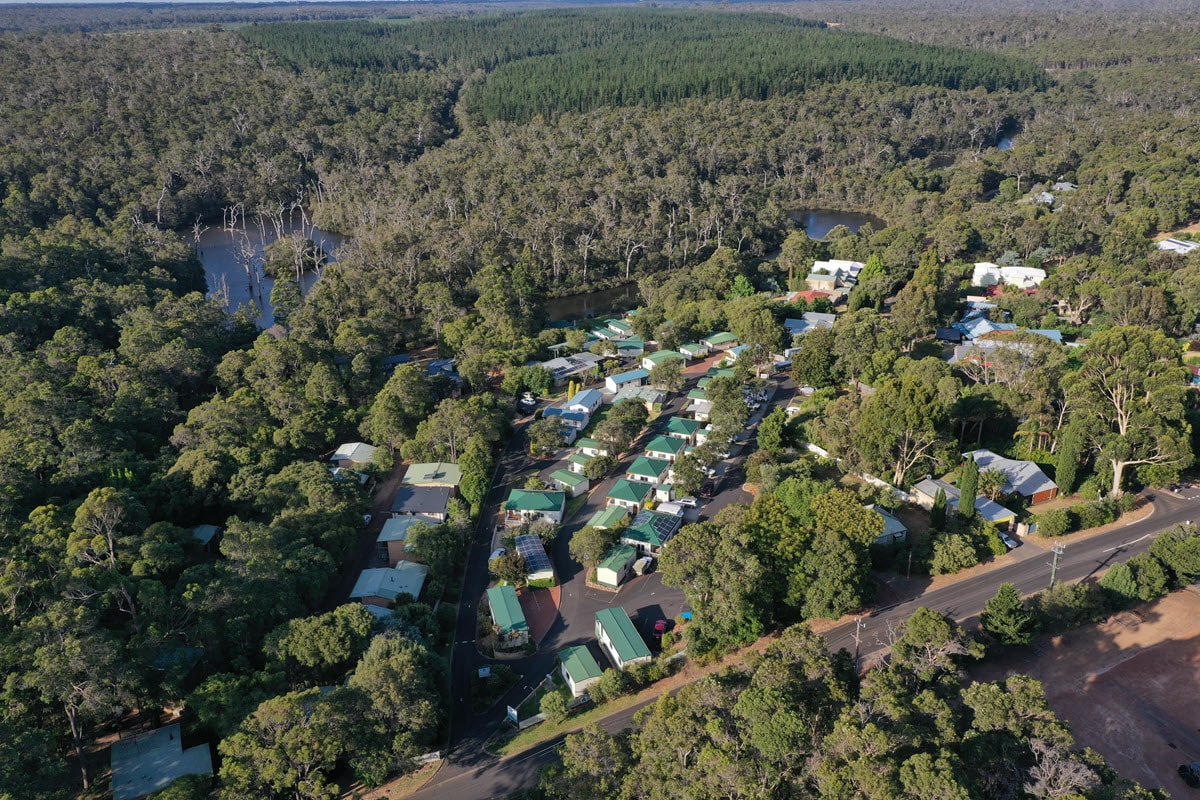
xmin=788 ymin=208 xmax=886 ymax=240
xmin=546 ymin=282 xmax=641 ymax=323
xmin=195 ymin=213 xmax=344 ymax=328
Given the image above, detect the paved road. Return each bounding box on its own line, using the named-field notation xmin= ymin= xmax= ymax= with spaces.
xmin=423 ymin=486 xmax=1197 ymax=800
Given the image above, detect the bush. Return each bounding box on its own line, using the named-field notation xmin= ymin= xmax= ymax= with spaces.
xmin=1035 ymin=508 xmax=1072 ymax=537
xmin=930 ymin=533 xmax=979 ymax=575
xmin=1078 ymin=477 xmax=1102 ymax=501
xmin=540 ymin=688 xmax=570 ymax=723
xmin=1030 ymin=582 xmax=1106 ymax=634
xmin=1118 ymin=492 xmax=1139 ymax=512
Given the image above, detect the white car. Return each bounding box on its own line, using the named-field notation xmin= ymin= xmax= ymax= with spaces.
xmin=999 ymin=533 xmax=1021 ymax=550
xmin=675 ymin=497 xmax=698 ymax=508
xmin=489 ymin=547 xmax=507 ymax=562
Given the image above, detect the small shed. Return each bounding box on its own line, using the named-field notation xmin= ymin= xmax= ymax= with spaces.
xmin=568 ymin=451 xmax=594 ymax=474
xmin=549 ymin=468 xmax=589 ymax=497
xmin=559 ymin=645 xmax=604 ymax=698
xmin=595 ymin=607 xmax=652 ymax=670
xmin=679 ymin=342 xmax=709 ymax=359
xmin=487 ymin=584 xmax=530 ymax=649
xmin=595 ymin=543 xmax=638 ymax=588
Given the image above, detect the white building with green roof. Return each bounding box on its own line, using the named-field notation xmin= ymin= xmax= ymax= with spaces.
xmin=549 ymin=468 xmax=589 ymax=497
xmin=606 ymin=478 xmax=654 ymax=511
xmin=595 ymin=607 xmax=652 ymax=670
xmin=663 ymin=416 xmax=703 ymax=444
xmin=568 ymin=451 xmax=594 ymax=474
xmin=586 ymin=506 xmax=629 ymax=530
xmin=487 ymin=584 xmax=529 ymax=649
xmin=402 ymin=462 xmax=463 ymax=489
xmin=504 ymin=489 xmax=566 ymax=526
xmin=678 ymin=342 xmax=709 ymax=359
xmin=625 ymin=456 xmax=671 ymax=485
xmin=595 ymin=544 xmax=638 ymax=588
xmin=641 ymin=350 xmax=686 ymax=371
xmin=559 ymin=645 xmax=604 ymax=697
xmin=620 ymin=509 xmax=683 ymax=555
xmin=700 ymin=332 xmax=738 ymax=351
xmin=645 ymin=435 xmax=687 ymax=463
xmin=575 ymin=438 xmax=610 ymax=457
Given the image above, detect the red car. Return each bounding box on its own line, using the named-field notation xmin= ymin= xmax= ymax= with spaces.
xmin=653 ymin=619 xmax=668 ymax=639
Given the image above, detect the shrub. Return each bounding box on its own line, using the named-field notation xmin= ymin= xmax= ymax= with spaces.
xmin=1030 ymin=582 xmax=1106 ymax=634
xmin=1078 ymin=477 xmax=1102 ymax=501
xmin=1035 ymin=508 xmax=1072 ymax=537
xmin=931 ymin=533 xmax=979 ymax=575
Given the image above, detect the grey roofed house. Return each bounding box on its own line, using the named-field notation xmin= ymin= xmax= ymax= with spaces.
xmin=910 ymin=478 xmax=1018 ymax=527
xmin=111 ymin=722 xmax=212 ymax=800
xmin=350 ymin=562 xmax=430 ymax=605
xmin=389 ymin=484 xmax=452 ymax=518
xmin=965 ymin=448 xmax=1059 ymax=503
xmin=540 ymin=352 xmax=605 ymax=384
xmin=784 ymin=312 xmax=837 ymax=338
xmin=330 ymin=441 xmax=379 ymax=466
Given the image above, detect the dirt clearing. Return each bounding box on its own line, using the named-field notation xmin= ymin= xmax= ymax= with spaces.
xmin=973 ymin=588 xmax=1200 ymax=794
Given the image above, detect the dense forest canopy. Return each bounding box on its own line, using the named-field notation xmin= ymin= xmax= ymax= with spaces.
xmin=241 ymin=10 xmax=1049 ymax=122
xmin=1 ymin=0 xmax=1200 ymax=796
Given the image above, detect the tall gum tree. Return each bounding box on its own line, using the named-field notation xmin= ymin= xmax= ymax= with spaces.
xmin=1067 ymin=326 xmax=1192 ymax=497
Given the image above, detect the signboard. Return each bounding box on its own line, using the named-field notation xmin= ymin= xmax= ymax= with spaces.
xmin=478 ymin=666 xmax=491 ymax=679
xmin=506 ymin=705 xmax=519 ymax=724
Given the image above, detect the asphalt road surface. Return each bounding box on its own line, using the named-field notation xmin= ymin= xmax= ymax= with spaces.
xmin=420 ymin=487 xmax=1197 ymax=800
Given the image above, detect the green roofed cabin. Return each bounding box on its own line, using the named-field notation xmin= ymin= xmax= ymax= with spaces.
xmin=487 ymin=584 xmax=529 ymax=649
xmin=559 ymin=645 xmax=604 ymax=697
xmin=504 ymin=489 xmax=566 ymax=526
xmin=663 ymin=416 xmax=702 ymax=443
xmin=641 ymin=350 xmax=686 ymax=371
xmin=679 ymin=342 xmax=709 ymax=359
xmin=626 ymin=456 xmax=671 ymax=485
xmin=644 ymin=435 xmax=686 ymax=462
xmin=621 ymin=509 xmax=683 ymax=555
xmin=607 ymin=478 xmax=654 ymax=511
xmin=549 ymin=468 xmax=589 ymax=497
xmin=700 ymin=332 xmax=738 ymax=351
xmin=568 ymin=451 xmax=595 ymax=474
xmin=595 ymin=607 xmax=652 ymax=670
xmin=575 ymin=438 xmax=610 ymax=457
xmin=586 ymin=505 xmax=630 ymax=530
xmin=595 ymin=543 xmax=638 ymax=588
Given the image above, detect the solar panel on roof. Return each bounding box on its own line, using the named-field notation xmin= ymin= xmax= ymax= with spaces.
xmin=514 ymin=535 xmax=554 ymax=576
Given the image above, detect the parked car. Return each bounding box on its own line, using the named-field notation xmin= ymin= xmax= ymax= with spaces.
xmin=489 ymin=547 xmax=507 ymax=562
xmin=700 ymin=480 xmax=717 ymax=498
xmin=999 ymin=532 xmax=1021 ymax=550
xmin=675 ymin=497 xmax=698 ymax=508
xmin=1179 ymin=763 xmax=1200 ymax=788
xmin=632 ymin=556 xmax=654 ymax=576
xmin=653 ymin=619 xmax=668 ymax=639
xmin=362 ymin=514 xmax=373 ymax=524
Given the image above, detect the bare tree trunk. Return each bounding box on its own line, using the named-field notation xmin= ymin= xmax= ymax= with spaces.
xmin=67 ymin=703 xmax=89 ymax=790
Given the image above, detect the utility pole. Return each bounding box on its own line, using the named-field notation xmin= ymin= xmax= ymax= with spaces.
xmin=1049 ymin=544 xmax=1065 ymax=587
xmin=851 ymin=616 xmax=866 ymax=671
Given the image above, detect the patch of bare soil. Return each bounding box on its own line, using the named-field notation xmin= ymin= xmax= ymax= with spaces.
xmin=973 ymin=588 xmax=1200 ymax=794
